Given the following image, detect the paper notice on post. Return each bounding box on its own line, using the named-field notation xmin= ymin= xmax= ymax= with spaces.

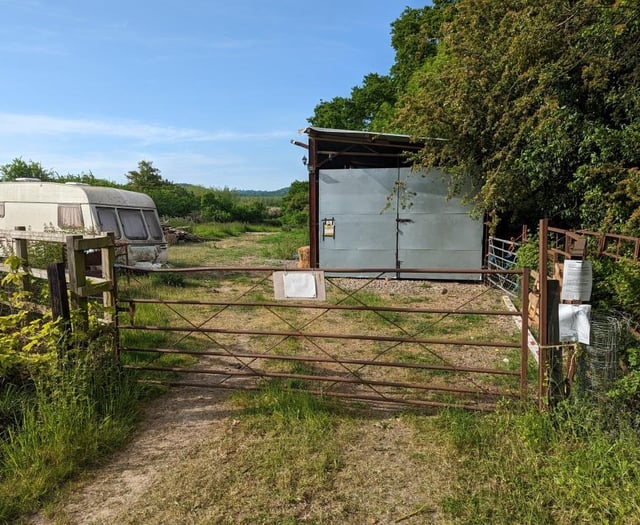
xmin=561 ymin=260 xmax=593 ymax=301
xmin=273 ymin=271 xmax=326 ymax=301
xmin=559 ymin=304 xmax=591 ymax=345
xmin=283 ymin=272 xmax=317 ymax=298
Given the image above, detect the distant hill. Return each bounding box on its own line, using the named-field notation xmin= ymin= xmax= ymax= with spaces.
xmin=178 ymin=183 xmax=289 ymax=197
xmin=236 ymin=188 xmax=289 ymax=197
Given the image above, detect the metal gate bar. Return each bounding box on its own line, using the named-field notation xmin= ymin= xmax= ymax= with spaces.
xmin=124 ymin=347 xmax=521 ymax=376
xmin=117 ymin=265 xmax=531 ymax=410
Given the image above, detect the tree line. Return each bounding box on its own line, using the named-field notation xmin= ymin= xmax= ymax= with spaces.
xmin=309 ymin=0 xmax=640 ymax=236
xmin=0 ymin=158 xmax=308 ymax=227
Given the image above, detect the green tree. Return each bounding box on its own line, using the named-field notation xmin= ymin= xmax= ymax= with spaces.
xmin=57 ymin=171 xmax=118 ymax=187
xmin=308 ymin=2 xmax=455 ymax=132
xmin=389 ymin=1 xmax=455 ymax=92
xmin=396 ymin=0 xmax=640 ymax=233
xmin=199 ymin=188 xmax=239 ymax=223
xmin=235 ymin=199 xmax=267 ymax=223
xmin=280 ymin=180 xmax=309 ymax=227
xmin=0 ymin=158 xmax=56 ymax=181
xmin=125 ymin=160 xmax=167 ymax=190
xmin=150 ymin=185 xmax=198 ymax=219
xmin=125 ymin=160 xmax=197 ymax=218
xmin=308 ymin=74 xmax=395 ymax=131
xmin=308 ymin=96 xmax=355 ymax=130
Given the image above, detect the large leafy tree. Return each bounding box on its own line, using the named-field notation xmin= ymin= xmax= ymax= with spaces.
xmin=389 ymin=1 xmax=455 ymax=92
xmin=199 ymin=187 xmax=239 ymax=223
xmin=396 ymin=0 xmax=640 ymax=233
xmin=280 ymin=180 xmax=309 ymax=226
xmin=125 ymin=160 xmax=167 ymax=190
xmin=125 ymin=160 xmax=196 ymax=218
xmin=308 ymin=73 xmax=395 ymax=131
xmin=0 ymin=158 xmax=57 ymax=181
xmin=308 ymin=2 xmax=454 ymax=132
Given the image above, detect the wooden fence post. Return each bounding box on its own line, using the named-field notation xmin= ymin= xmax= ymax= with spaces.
xmin=13 ymin=226 xmax=30 ymax=292
xmin=101 ymin=233 xmax=119 ymax=355
xmin=546 ymin=280 xmax=563 ymax=407
xmin=47 ymin=262 xmax=71 ymax=355
xmin=66 ymin=234 xmax=88 ymax=331
xmin=101 ymin=232 xmax=116 ymax=321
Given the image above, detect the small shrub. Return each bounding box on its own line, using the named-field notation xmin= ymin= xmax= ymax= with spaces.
xmin=514 ymin=235 xmax=539 ymax=271
xmin=150 ymin=272 xmax=186 ymax=288
xmin=258 ymin=229 xmax=308 ymax=260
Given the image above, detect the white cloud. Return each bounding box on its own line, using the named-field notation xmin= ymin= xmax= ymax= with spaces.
xmin=0 ymin=112 xmax=289 ymax=144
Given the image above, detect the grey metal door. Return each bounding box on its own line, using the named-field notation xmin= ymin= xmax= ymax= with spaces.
xmin=318 ymin=168 xmax=483 ymax=279
xmin=318 ymin=168 xmax=397 ymax=275
xmin=396 ymin=169 xmax=483 ymax=280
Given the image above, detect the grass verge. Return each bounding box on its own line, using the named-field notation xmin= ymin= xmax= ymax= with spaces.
xmin=0 ymin=348 xmax=143 ymax=522
xmin=438 ymin=401 xmax=640 ymax=523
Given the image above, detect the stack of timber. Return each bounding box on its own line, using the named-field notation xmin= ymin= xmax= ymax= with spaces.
xmin=162 ymin=226 xmax=204 ymax=245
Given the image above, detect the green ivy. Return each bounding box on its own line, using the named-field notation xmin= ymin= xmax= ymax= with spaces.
xmin=0 ymin=261 xmax=59 ymax=380
xmin=514 ymin=236 xmax=539 ymax=271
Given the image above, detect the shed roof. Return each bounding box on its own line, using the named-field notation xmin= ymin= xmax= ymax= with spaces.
xmin=301 ymin=127 xmax=426 ymax=170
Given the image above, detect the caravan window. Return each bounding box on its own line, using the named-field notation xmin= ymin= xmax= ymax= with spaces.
xmin=118 ymin=209 xmax=148 ymax=240
xmin=143 ymin=210 xmax=163 ymax=240
xmin=58 ymin=205 xmax=84 ymax=229
xmin=96 ymin=207 xmax=121 ymax=239
xmin=0 ymin=203 xmax=4 ymax=218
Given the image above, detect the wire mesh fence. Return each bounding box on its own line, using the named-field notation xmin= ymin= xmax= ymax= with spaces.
xmin=575 ymin=313 xmax=631 ymax=398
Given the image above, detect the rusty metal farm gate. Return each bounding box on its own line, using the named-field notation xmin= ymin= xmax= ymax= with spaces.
xmin=116 ymin=266 xmax=533 ymax=411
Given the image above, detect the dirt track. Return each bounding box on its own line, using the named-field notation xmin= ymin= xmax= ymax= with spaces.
xmin=28 ymin=384 xmax=455 ymax=525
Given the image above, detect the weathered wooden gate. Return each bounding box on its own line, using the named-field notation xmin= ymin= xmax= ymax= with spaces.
xmin=116 ymin=265 xmax=533 ymax=411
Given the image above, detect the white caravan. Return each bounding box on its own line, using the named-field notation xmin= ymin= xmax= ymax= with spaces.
xmin=0 ymin=180 xmax=167 ymax=266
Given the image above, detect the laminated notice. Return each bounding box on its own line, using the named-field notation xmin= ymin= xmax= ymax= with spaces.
xmin=559 ymin=304 xmax=591 ymax=345
xmin=284 ymin=272 xmax=317 ymax=298
xmin=561 ymin=260 xmax=593 ymax=301
xmin=272 ymin=271 xmax=326 ymax=301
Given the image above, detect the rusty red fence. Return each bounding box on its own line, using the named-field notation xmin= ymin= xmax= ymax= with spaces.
xmin=116 ymin=266 xmax=533 ymax=411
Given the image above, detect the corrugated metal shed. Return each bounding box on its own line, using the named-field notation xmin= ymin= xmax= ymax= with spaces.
xmin=296 ymin=127 xmax=484 ymax=279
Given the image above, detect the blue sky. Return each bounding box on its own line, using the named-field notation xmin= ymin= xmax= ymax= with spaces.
xmin=0 ymin=1 xmax=427 ymax=190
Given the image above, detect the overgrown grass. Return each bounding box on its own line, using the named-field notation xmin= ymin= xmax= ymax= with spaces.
xmin=191 ymin=221 xmax=272 ymax=240
xmin=438 ymin=401 xmax=640 ymax=523
xmin=162 ymin=220 xmax=275 ymax=241
xmin=257 ymin=228 xmax=308 ymax=260
xmin=219 ymin=382 xmax=345 ymax=513
xmin=158 ymin=224 xmax=307 ymax=268
xmin=0 ymin=347 xmax=143 ymax=522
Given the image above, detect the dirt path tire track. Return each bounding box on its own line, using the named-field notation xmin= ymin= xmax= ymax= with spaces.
xmin=28 ymin=385 xmax=455 ymax=525
xmin=28 ymin=386 xmax=238 ymax=525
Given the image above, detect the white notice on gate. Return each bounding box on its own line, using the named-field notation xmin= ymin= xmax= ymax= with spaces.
xmin=559 ymin=304 xmax=591 ymax=345
xmin=561 ymin=260 xmax=593 ymax=301
xmin=283 ymin=272 xmax=317 ymax=298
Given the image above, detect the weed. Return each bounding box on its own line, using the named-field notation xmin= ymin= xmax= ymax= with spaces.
xmin=439 ymin=402 xmax=640 ymax=523
xmin=150 ymin=272 xmax=186 ymax=288
xmin=0 ymin=341 xmax=142 ymax=522
xmin=257 ymin=228 xmax=308 ymax=260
